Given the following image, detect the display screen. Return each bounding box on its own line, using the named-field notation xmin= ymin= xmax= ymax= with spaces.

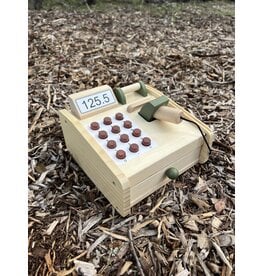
xmin=76 ymin=90 xmax=116 ymax=114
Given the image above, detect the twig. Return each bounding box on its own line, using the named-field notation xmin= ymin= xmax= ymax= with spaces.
xmin=29 ymin=106 xmax=44 ymax=133
xmin=148 ymin=241 xmax=157 ymax=272
xmin=194 ymin=246 xmax=212 ymax=276
xmin=85 ymin=2 xmax=92 ymax=11
xmin=46 ymin=84 xmax=51 ymax=110
xmin=28 ymin=174 xmax=36 ymax=182
xmin=205 ymin=79 xmax=235 ymax=86
xmin=211 ymin=240 xmax=233 ymax=271
xmin=68 ymin=250 xmax=88 ymax=263
xmin=65 ymin=209 xmax=71 ymax=240
xmin=191 ymin=52 xmax=222 ymax=58
xmin=99 ymin=227 xmax=129 ymax=242
xmin=85 ymin=216 xmax=136 ymax=258
xmin=150 ymin=195 xmax=167 ymax=214
xmin=128 ymin=227 xmax=145 ymax=276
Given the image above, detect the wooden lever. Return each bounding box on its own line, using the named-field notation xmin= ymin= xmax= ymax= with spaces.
xmin=154 ymin=106 xmax=183 ymax=124
xmin=121 ymin=82 xmax=141 ymax=94
xmin=114 ymin=81 xmax=148 ymax=105
xmin=138 ymin=95 xmax=183 ymax=124
xmin=127 ymin=96 xmax=154 ymax=113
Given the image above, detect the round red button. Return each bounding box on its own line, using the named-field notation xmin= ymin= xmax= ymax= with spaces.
xmin=142 ymin=137 xmax=151 ymax=146
xmin=98 ymin=130 xmax=108 ymax=139
xmin=132 ymin=128 xmax=141 ymax=137
xmin=120 ymin=134 xmax=129 ymax=143
xmin=123 ymin=120 xmax=132 ymax=129
xmin=90 ymin=122 xmax=100 ymax=130
xmin=115 ymin=112 xmax=124 ymax=120
xmin=103 ymin=117 xmax=112 ymax=125
xmin=129 ymin=143 xmax=139 ymax=153
xmin=116 ymin=150 xmax=126 ymax=159
xmin=107 ymin=140 xmax=117 ymax=149
xmin=111 ymin=125 xmax=120 ymax=134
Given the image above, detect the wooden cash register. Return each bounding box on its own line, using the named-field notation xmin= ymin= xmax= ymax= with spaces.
xmin=59 ymin=82 xmax=214 ymax=216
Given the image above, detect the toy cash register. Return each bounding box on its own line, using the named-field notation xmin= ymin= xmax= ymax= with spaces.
xmin=59 ymin=82 xmax=214 ymax=216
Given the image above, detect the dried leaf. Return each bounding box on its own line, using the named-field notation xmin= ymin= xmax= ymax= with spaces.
xmin=74 ymin=260 xmax=97 ymax=276
xmin=119 ymin=261 xmax=133 ymax=275
xmin=155 ymin=251 xmax=168 ymax=266
xmin=150 ymin=195 xmax=167 ymax=214
xmin=197 ymin=231 xmax=210 ymax=249
xmin=211 ymin=240 xmax=233 ymax=270
xmin=217 ymin=234 xmax=235 ymax=247
xmin=194 ymin=176 xmax=207 ymax=192
xmin=56 ymin=267 xmax=76 ymax=276
xmin=207 ymin=262 xmax=221 ymax=274
xmin=45 ymin=220 xmax=59 ymax=235
xmin=175 ymin=269 xmax=190 ymax=276
xmin=189 ymin=194 xmax=210 ymax=210
xmin=99 ymin=227 xmax=129 ymax=242
xmin=183 ymin=216 xmax=199 ymax=232
xmin=131 ymin=219 xmax=154 ymax=233
xmin=214 ymin=198 xmax=227 ymax=213
xmin=211 ymin=216 xmax=223 ymax=230
xmin=44 ymin=251 xmax=55 ymax=273
xmin=81 ymin=214 xmax=103 ymax=238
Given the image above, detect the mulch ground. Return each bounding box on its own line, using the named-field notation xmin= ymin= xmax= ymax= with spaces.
xmin=28 ymin=2 xmax=235 ymax=275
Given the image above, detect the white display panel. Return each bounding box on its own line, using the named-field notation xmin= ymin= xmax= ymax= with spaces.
xmin=76 ymin=90 xmax=116 ymax=114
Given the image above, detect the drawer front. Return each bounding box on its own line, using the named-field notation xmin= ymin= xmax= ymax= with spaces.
xmin=130 ymin=146 xmax=201 ymax=206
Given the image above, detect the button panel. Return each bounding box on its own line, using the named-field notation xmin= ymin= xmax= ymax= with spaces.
xmin=86 ymin=112 xmax=156 ymax=164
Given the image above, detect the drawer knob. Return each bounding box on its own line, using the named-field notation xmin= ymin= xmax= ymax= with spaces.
xmin=165 ymin=167 xmax=179 ymax=180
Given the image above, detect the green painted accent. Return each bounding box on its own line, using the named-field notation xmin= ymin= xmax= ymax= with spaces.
xmin=165 ymin=167 xmax=179 ymax=180
xmin=114 ymin=88 xmax=126 ymax=105
xmin=138 ymin=95 xmax=169 ymax=121
xmin=137 ymin=81 xmax=148 ymax=97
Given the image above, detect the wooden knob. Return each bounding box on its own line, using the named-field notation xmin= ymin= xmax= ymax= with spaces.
xmin=154 ymin=106 xmax=183 ymax=124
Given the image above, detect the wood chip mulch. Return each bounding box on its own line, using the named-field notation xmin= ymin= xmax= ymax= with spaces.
xmin=28 ymin=3 xmax=235 ymax=275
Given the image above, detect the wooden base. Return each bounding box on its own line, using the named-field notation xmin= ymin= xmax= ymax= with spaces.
xmin=59 ymin=85 xmax=214 ymax=216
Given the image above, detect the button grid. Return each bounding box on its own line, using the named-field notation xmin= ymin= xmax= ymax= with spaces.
xmin=86 ymin=113 xmax=156 ymax=164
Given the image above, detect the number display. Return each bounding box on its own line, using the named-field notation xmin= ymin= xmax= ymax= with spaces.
xmin=76 ymin=90 xmax=116 ymax=114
